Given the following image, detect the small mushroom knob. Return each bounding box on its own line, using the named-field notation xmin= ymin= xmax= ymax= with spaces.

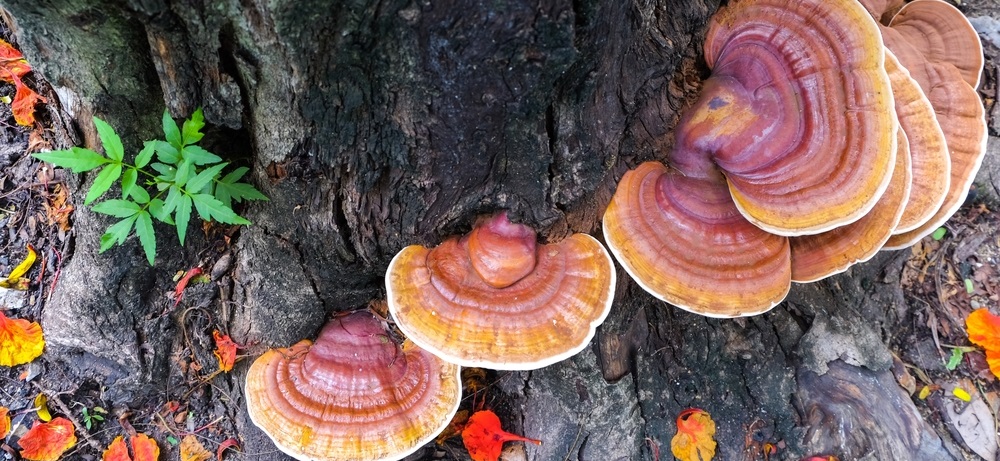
xmin=467 ymin=213 xmax=537 ymax=288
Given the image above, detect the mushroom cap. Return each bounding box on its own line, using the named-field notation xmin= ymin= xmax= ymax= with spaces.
xmin=467 ymin=213 xmax=537 ymax=288
xmin=386 ymin=214 xmax=615 ymax=370
xmin=789 ymin=128 xmax=910 ymax=282
xmin=244 ymin=311 xmax=461 ymax=461
xmin=857 ymin=0 xmax=906 ymax=24
xmin=889 ymin=0 xmax=984 ymax=89
xmin=669 ymin=0 xmax=897 ymax=236
xmin=883 ymin=49 xmax=950 ymax=233
xmin=885 ymin=60 xmax=988 ymax=248
xmin=603 ymin=162 xmax=790 ymax=317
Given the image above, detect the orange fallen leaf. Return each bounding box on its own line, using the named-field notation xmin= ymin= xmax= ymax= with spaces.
xmin=132 ymin=433 xmax=160 ymax=461
xmin=0 ymin=406 xmax=9 ymax=439
xmin=0 ymin=310 xmax=45 ymax=366
xmin=216 ymin=438 xmax=239 ymax=461
xmin=212 ymin=330 xmax=238 ymax=372
xmin=966 ymin=308 xmax=1000 ymax=378
xmin=0 ymin=39 xmax=44 ymax=126
xmin=10 ymin=72 xmax=46 ymax=126
xmin=102 ymin=436 xmax=131 ymax=461
xmin=19 ymin=417 xmax=77 ymax=461
xmin=101 ymin=434 xmax=158 ymax=461
xmin=461 ymin=410 xmax=541 ymax=461
xmin=180 ymin=434 xmax=212 ymax=461
xmin=0 ymin=39 xmax=31 ymax=82
xmin=671 ymin=408 xmax=716 ymax=461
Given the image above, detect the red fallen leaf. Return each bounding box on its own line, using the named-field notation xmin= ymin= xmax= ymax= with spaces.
xmin=461 ymin=410 xmax=541 ymax=461
xmin=212 ymin=330 xmax=238 ymax=372
xmin=174 ymin=267 xmax=204 ymax=308
xmin=19 ymin=417 xmax=77 ymax=461
xmin=216 ymin=437 xmax=239 ymax=461
xmin=102 ymin=436 xmax=131 ymax=461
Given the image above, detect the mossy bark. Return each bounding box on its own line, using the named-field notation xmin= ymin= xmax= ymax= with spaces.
xmin=3 ymin=0 xmax=987 ymax=459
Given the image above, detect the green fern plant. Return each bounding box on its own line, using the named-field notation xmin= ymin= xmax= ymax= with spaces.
xmin=33 ymin=109 xmax=267 ymax=265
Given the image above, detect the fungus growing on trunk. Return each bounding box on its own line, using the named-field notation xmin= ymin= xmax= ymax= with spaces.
xmin=604 ymin=0 xmax=897 ymax=316
xmin=878 ymin=0 xmax=988 ymax=248
xmin=244 ymin=311 xmax=461 ymax=461
xmin=387 ymin=212 xmax=615 ymax=369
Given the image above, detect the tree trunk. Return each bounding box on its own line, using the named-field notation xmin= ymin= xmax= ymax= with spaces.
xmin=3 ymin=0 xmax=996 ymax=459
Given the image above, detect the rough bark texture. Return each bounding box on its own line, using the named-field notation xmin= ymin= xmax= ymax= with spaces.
xmin=3 ymin=0 xmax=998 ymax=460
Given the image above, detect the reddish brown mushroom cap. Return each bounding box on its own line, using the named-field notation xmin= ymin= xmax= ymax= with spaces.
xmin=603 ymin=162 xmax=790 ymax=317
xmin=889 ymin=0 xmax=984 ymax=89
xmin=244 ymin=311 xmax=461 ymax=461
xmin=883 ymin=49 xmax=950 ymax=233
xmin=386 ymin=213 xmax=615 ymax=369
xmin=885 ymin=60 xmax=988 ymax=248
xmin=789 ymin=128 xmax=910 ymax=282
xmin=669 ymin=0 xmax=897 ymax=236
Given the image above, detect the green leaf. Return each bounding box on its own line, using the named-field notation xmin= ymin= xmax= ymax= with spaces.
xmin=148 ymin=199 xmax=174 ymax=224
xmin=932 ymin=227 xmax=947 ymax=241
xmin=175 ymin=194 xmax=193 ymax=245
xmin=84 ymin=164 xmax=123 ymax=205
xmin=946 ymin=348 xmax=963 ymax=371
xmin=965 ymin=278 xmax=975 ymax=294
xmin=215 ymin=181 xmax=268 ymax=208
xmin=182 ymin=145 xmax=223 ymax=165
xmin=130 ymin=185 xmax=151 ymax=204
xmin=182 ymin=108 xmax=205 ymax=145
xmin=93 ymin=117 xmax=124 ymax=162
xmin=100 ymin=215 xmax=137 ymax=252
xmin=163 ymin=185 xmax=182 ymax=214
xmin=175 ymin=159 xmax=194 ymax=187
xmin=154 ymin=140 xmax=180 ymax=164
xmin=33 ymin=147 xmax=110 ymax=173
xmin=162 ymin=110 xmax=182 ymax=148
xmin=187 ymin=162 xmax=228 ymax=194
xmin=135 ymin=211 xmax=156 ymax=265
xmin=219 ymin=166 xmax=249 ymax=184
xmin=92 ymin=199 xmax=141 ymax=218
xmin=121 ymin=167 xmax=137 ymax=199
xmin=151 ymin=162 xmax=176 ymax=181
xmin=192 ymin=193 xmax=250 ymax=225
xmin=135 ymin=141 xmax=155 ymax=168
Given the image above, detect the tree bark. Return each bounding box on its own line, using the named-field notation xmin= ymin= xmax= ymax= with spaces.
xmin=4 ymin=0 xmax=995 ymax=459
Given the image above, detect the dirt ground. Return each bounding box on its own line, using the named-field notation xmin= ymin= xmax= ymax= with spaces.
xmin=4 ymin=2 xmax=1000 ymax=461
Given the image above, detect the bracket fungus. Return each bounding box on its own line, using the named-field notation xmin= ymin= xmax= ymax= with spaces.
xmin=386 ymin=212 xmax=616 ymax=369
xmin=604 ymin=0 xmax=987 ymax=316
xmin=244 ymin=311 xmax=461 ymax=461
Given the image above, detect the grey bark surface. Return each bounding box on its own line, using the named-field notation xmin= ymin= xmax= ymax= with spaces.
xmin=3 ymin=0 xmax=997 ymax=460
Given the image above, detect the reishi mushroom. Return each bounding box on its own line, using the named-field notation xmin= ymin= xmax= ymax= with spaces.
xmin=244 ymin=310 xmax=461 ymax=461
xmin=605 ymin=0 xmax=896 ymax=316
xmin=603 ymin=0 xmax=986 ymax=315
xmin=386 ymin=212 xmax=615 ymax=369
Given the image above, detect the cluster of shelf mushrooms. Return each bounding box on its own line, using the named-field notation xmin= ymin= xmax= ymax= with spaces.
xmin=605 ymin=0 xmax=987 ymax=317
xmin=241 ymin=0 xmax=988 ymax=459
xmin=245 ymin=212 xmax=616 ymax=460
